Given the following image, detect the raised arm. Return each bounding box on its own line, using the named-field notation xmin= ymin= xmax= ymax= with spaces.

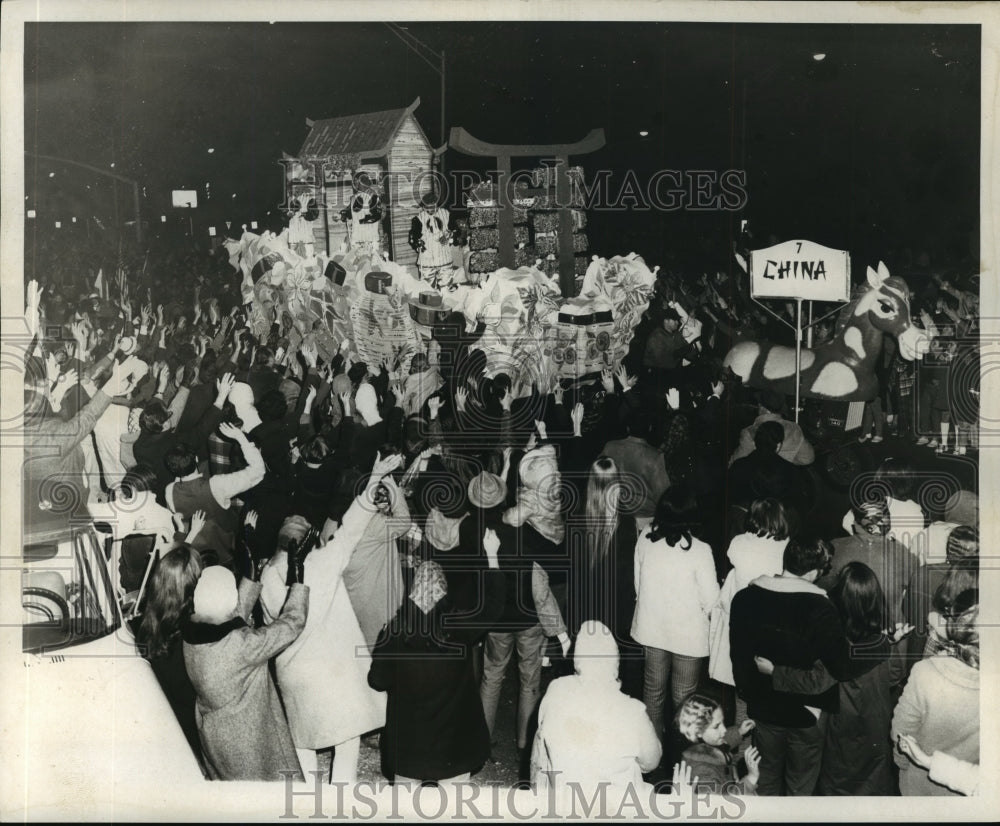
xmin=208 ymin=422 xmax=266 ymax=508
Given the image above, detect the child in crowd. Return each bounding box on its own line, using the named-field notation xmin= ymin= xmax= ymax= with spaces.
xmin=674 ymin=693 xmax=759 ymax=795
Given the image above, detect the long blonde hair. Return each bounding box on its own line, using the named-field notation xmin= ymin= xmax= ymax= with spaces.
xmin=584 ymin=456 xmax=621 ymax=570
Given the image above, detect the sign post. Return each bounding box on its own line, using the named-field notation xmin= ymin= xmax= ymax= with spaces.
xmin=794 ymin=298 xmax=803 ymax=421
xmin=749 ymin=239 xmax=851 ymax=422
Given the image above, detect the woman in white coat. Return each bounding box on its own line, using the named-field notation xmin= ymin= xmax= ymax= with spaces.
xmin=708 ymin=498 xmax=791 ymax=687
xmin=260 ymin=452 xmax=403 ymax=783
xmin=632 ymin=488 xmax=720 ymax=743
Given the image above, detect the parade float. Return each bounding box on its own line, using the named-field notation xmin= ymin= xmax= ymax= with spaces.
xmin=225 ymin=227 xmax=657 ymax=388
xmin=236 ymin=122 xmax=658 ymax=388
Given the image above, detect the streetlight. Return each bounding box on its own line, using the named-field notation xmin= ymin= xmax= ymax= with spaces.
xmin=384 ymin=23 xmax=446 ymax=170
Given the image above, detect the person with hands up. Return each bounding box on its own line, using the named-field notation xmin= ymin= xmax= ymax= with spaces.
xmin=25 ymin=352 xmax=148 ymax=515
xmin=342 ymin=460 xmax=412 ymax=648
xmin=615 ymin=365 xmax=637 ymax=394
xmin=180 ymin=559 xmax=308 ymax=782
xmin=44 ymin=368 xmax=78 ymax=416
xmin=162 ymin=420 xmax=265 ymax=567
xmin=258 ymin=451 xmax=400 ymax=784
xmin=25 ymin=279 xmax=44 ymax=340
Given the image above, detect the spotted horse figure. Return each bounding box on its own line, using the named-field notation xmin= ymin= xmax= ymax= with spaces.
xmin=724 ymin=262 xmax=930 ymax=402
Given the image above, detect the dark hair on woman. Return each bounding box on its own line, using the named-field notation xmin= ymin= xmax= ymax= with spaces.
xmin=117 ymin=464 xmax=158 ymax=500
xmin=783 ymin=536 xmax=833 ymax=577
xmin=932 ymin=564 xmax=978 ymax=618
xmin=431 ymin=470 xmax=472 ymax=518
xmin=942 ymin=604 xmax=979 ymax=670
xmin=299 ymin=434 xmax=331 ymax=465
xmin=139 ymin=399 xmax=172 ymax=435
xmin=746 ymin=498 xmax=791 ymax=541
xmin=347 ymin=362 xmax=369 ymax=386
xmin=874 ymin=457 xmax=916 ymax=501
xmin=378 ymin=442 xmax=403 ymax=459
xmin=164 ymin=443 xmax=198 ymax=478
xmin=830 ymin=562 xmax=885 ymax=643
xmin=933 ymin=563 xmax=980 ymax=669
xmin=137 ymin=545 xmax=203 ymax=660
xmin=647 ymin=487 xmax=699 ymax=549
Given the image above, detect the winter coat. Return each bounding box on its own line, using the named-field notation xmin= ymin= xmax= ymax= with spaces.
xmin=771 ymin=636 xmax=894 ymax=795
xmin=818 ymin=533 xmax=919 ymax=626
xmin=182 ymin=579 xmax=307 ymax=781
xmin=631 ymin=532 xmax=719 ymax=657
xmin=532 ymin=675 xmax=660 ymax=792
xmin=709 ymin=534 xmax=785 ymax=686
xmin=368 ymin=569 xmax=505 ymax=781
xmin=601 ymin=436 xmax=670 ymax=520
xmin=730 ymin=413 xmax=815 ymax=467
xmin=342 ymin=495 xmax=411 ymax=648
xmin=531 ymin=620 xmax=660 ymax=792
xmin=891 ymin=654 xmax=980 ymax=796
xmin=730 ymin=575 xmax=849 ymax=728
xmin=260 ymin=496 xmax=386 ymax=748
xmin=681 ymin=738 xmax=757 ymax=796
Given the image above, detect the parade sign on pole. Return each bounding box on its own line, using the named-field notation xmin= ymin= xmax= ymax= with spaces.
xmin=747 ymin=239 xmax=851 ymax=423
xmin=750 ymin=239 xmax=851 ymax=302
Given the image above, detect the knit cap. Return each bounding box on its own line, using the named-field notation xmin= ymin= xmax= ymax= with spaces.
xmin=192 ymin=566 xmax=238 ymax=624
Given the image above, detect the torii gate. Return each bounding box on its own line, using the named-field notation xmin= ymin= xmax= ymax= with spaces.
xmin=449 ymin=127 xmax=606 ymax=297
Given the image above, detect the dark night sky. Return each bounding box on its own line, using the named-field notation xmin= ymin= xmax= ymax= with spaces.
xmin=23 ymin=21 xmax=980 ymax=275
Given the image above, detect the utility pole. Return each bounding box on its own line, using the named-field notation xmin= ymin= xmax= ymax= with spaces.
xmin=384 ymin=24 xmax=447 ymax=174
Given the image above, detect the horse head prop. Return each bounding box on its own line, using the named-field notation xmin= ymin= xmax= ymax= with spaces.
xmin=724 ymin=262 xmax=929 ymax=402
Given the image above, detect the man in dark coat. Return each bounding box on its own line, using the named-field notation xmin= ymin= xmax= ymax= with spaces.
xmin=730 ymin=537 xmax=850 ymax=795
xmin=727 ymin=420 xmax=812 ymax=523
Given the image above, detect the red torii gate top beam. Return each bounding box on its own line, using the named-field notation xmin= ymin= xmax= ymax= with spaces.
xmin=449 ymin=127 xmax=606 ymax=297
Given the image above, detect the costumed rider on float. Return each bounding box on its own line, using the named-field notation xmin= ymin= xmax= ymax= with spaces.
xmin=408 ymin=191 xmax=454 ymax=290
xmin=340 ymin=171 xmax=384 ymax=256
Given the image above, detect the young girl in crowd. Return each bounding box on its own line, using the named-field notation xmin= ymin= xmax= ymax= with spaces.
xmin=674 ymin=693 xmax=760 ymax=795
xmin=632 ymin=488 xmax=720 ymax=745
